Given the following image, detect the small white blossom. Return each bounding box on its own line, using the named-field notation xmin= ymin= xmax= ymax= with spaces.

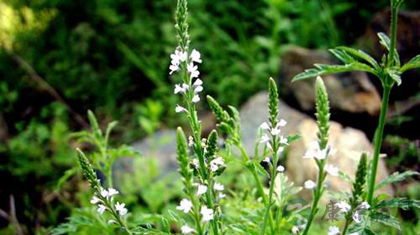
xmin=100 ymin=188 xmax=109 ymax=197
xmin=176 ymin=199 xmax=193 ymax=213
xmin=280 ymin=136 xmax=288 ymax=145
xmin=304 ymin=180 xmax=316 ymax=189
xmin=353 ymin=210 xmax=362 ymax=223
xmin=278 ymin=119 xmax=287 ymax=127
xmin=349 ymin=233 xmax=359 ymax=235
xmin=107 ymin=188 xmax=119 ymax=197
xmin=194 ymin=85 xmax=203 ymax=93
xmin=169 ymin=63 xmax=180 ymax=75
xmin=192 ymin=158 xmax=200 ymax=168
xmin=115 ymin=202 xmax=127 ymax=216
xmin=192 ymin=94 xmax=200 ymax=103
xmin=108 ymin=220 xmax=117 ymax=224
xmin=260 ymin=134 xmax=270 ymax=144
xmin=187 ymin=63 xmax=199 ymax=79
xmin=326 ymin=164 xmax=339 ymax=176
xmin=359 ymin=201 xmax=370 ymax=210
xmin=336 ymin=201 xmax=351 ymax=213
xmin=90 ymin=196 xmax=100 ymax=204
xmin=263 ymin=157 xmax=270 ymax=163
xmin=175 ymin=105 xmax=187 ymax=113
xmin=193 ymin=78 xmax=203 ymax=86
xmin=271 ymin=126 xmax=281 ymax=136
xmin=174 ymin=83 xmax=189 ymax=94
xmin=200 ymin=206 xmax=214 ymax=222
xmin=277 ymin=165 xmax=285 ymax=172
xmin=260 ymin=122 xmax=270 ymax=130
xmin=292 ymin=226 xmax=299 ymax=234
xmin=328 ymin=226 xmax=340 ymax=235
xmin=210 ymin=157 xmax=225 ymax=172
xmin=190 ymin=49 xmax=202 ymax=63
xmin=219 ymin=193 xmax=226 ymax=199
xmin=188 ymin=136 xmax=195 ymax=147
xmin=97 ymin=204 xmax=106 ymax=214
xmin=197 ymin=184 xmax=207 ymax=196
xmin=181 ymin=224 xmax=195 ymax=234
xmin=214 ymin=183 xmax=224 ymax=191
xmin=303 ymin=141 xmax=328 ymax=160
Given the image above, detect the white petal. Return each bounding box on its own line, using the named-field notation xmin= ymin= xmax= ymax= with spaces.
xmin=304 ymin=180 xmax=316 ymax=189
xmin=214 ymin=183 xmax=224 ymax=191
xmin=328 ymin=226 xmax=340 ymax=235
xmin=326 ymin=164 xmax=339 ymax=176
xmin=260 ymin=122 xmax=270 ymax=130
xmin=175 ymin=105 xmax=186 ymax=113
xmin=277 ymin=165 xmax=285 ymax=172
xmin=192 ymin=94 xmax=200 ymax=103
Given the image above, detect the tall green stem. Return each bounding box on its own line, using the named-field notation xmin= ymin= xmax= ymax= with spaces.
xmin=387 ymin=3 xmax=399 ymax=67
xmin=367 ymin=86 xmax=391 ymax=204
xmin=302 ymin=164 xmax=325 ymax=235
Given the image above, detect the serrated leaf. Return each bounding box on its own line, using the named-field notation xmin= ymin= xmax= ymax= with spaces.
xmin=370 ymin=211 xmax=401 ymax=230
xmin=329 ymin=48 xmax=356 ymax=64
xmin=385 ymin=68 xmax=402 ymax=86
xmin=375 ymin=198 xmax=420 ymax=210
xmin=286 ymin=134 xmax=301 ymax=143
xmin=292 ymin=62 xmax=378 ymax=82
xmin=377 ymin=32 xmax=400 ymax=66
xmin=336 ymin=46 xmax=380 ymax=69
xmin=254 ymin=162 xmax=269 ymax=178
xmin=401 ymin=55 xmax=420 ymax=72
xmin=375 ymin=171 xmax=419 ymax=190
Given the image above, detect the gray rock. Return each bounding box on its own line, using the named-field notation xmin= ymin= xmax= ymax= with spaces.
xmin=278 ymin=46 xmax=381 ymax=116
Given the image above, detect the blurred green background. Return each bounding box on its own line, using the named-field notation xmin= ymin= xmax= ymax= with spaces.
xmin=0 ymin=0 xmax=419 ymax=234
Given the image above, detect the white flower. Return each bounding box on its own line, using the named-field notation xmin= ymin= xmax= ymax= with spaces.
xmin=176 ymin=199 xmax=193 ymax=213
xmin=326 ymin=164 xmax=339 ymax=176
xmin=303 ymin=141 xmax=328 ymax=160
xmin=115 ymin=202 xmax=127 ymax=216
xmin=190 ymin=49 xmax=202 ymax=63
xmin=192 ymin=158 xmax=200 ymax=168
xmin=271 ymin=126 xmax=281 ymax=136
xmin=353 ymin=210 xmax=362 ymax=223
xmin=349 ymin=233 xmax=359 ymax=235
xmin=263 ymin=157 xmax=270 ymax=163
xmin=169 ymin=49 xmax=187 ymax=74
xmin=328 ymin=226 xmax=340 ymax=235
xmin=192 ymin=94 xmax=200 ymax=103
xmin=260 ymin=134 xmax=270 ymax=144
xmin=279 ymin=136 xmax=288 ymax=145
xmin=336 ymin=201 xmax=351 ymax=213
xmin=174 ymin=83 xmax=189 ymax=94
xmin=200 ymin=206 xmax=214 ymax=222
xmin=97 ymin=204 xmax=106 ymax=214
xmin=193 ymin=78 xmax=203 ymax=86
xmin=277 ymin=165 xmax=285 ymax=172
xmin=100 ymin=188 xmax=109 ymax=197
xmin=181 ymin=224 xmax=195 ymax=234
xmin=304 ymin=180 xmax=316 ymax=189
xmin=260 ymin=122 xmax=270 ymax=130
xmin=210 ymin=157 xmax=225 ymax=172
xmin=175 ymin=105 xmax=187 ymax=113
xmin=169 ymin=63 xmax=180 ymax=75
xmin=214 ymin=183 xmax=224 ymax=191
xmin=197 ymin=184 xmax=207 ymax=196
xmin=187 ymin=63 xmax=199 ymax=78
xmin=194 ymin=85 xmax=203 ymax=93
xmin=219 ymin=193 xmax=226 ymax=199
xmin=189 ymin=136 xmax=195 ymax=147
xmin=90 ymin=196 xmax=100 ymax=204
xmin=278 ymin=119 xmax=287 ymax=127
xmin=292 ymin=226 xmax=299 ymax=234
xmin=359 ymin=201 xmax=370 ymax=210
xmin=107 ymin=188 xmax=119 ymax=197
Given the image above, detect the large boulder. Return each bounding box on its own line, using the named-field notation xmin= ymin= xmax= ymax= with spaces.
xmin=278 ymin=46 xmax=381 ymax=116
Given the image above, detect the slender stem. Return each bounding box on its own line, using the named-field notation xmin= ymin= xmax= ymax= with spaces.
xmin=239 ymin=145 xmax=275 ymax=232
xmin=341 ymin=217 xmax=351 ymax=235
xmin=302 ymin=163 xmax=326 ymax=235
xmin=367 ymin=86 xmax=391 ymax=204
xmin=387 ymin=4 xmax=399 ymax=67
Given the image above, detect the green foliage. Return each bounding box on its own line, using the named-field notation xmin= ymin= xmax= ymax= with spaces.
xmin=268 ymin=78 xmax=279 ymax=128
xmin=375 ymin=171 xmax=420 ymax=190
xmin=314 ymin=77 xmax=330 ymax=149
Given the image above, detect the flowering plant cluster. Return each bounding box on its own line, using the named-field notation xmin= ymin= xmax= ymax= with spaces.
xmin=67 ymin=0 xmax=420 ymax=234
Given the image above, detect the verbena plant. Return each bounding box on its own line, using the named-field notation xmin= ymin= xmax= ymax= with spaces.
xmin=67 ymin=0 xmax=420 ymax=234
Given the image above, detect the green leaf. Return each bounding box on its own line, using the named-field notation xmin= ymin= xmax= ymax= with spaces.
xmin=375 ymin=198 xmax=420 ymax=210
xmin=375 ymin=170 xmax=419 ymax=190
xmin=401 ymin=55 xmax=420 ymax=72
xmin=105 ymin=121 xmax=118 ymax=147
xmin=377 ymin=32 xmax=400 ymax=66
xmin=292 ymin=62 xmax=377 ymax=82
xmin=361 ymin=228 xmax=378 ymax=235
xmin=378 ymin=33 xmax=391 ymax=51
xmin=329 ymin=48 xmax=355 ymax=64
xmin=370 ymin=211 xmax=401 ymax=230
xmin=385 ymin=68 xmax=402 ymax=86
xmin=335 ymin=46 xmax=380 ymax=69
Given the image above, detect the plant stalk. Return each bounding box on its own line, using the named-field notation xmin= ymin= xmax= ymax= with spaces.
xmin=367 ymin=86 xmax=391 ymax=204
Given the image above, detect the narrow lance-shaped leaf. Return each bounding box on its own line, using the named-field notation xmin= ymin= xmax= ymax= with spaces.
xmin=375 ymin=198 xmax=420 ymax=210
xmin=400 ymin=55 xmax=420 ymax=72
xmin=375 ymin=170 xmax=419 ymax=190
xmin=369 ymin=212 xmax=401 ymax=230
xmin=335 ymin=46 xmax=380 ymax=70
xmin=377 ymin=32 xmax=400 ymax=66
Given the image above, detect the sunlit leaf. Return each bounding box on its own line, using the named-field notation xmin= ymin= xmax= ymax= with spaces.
xmin=400 ymin=55 xmax=420 ymax=73
xmin=375 ymin=171 xmax=419 ymax=190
